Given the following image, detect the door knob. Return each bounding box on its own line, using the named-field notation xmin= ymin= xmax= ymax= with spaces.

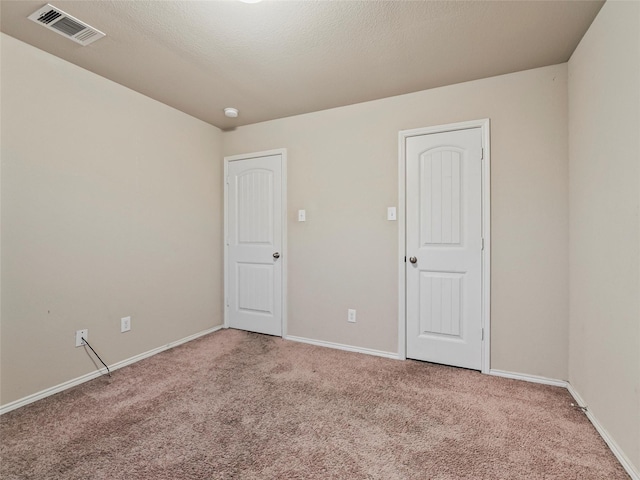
xmin=409 ymin=256 xmax=417 ymax=264
xmin=273 ymin=252 xmax=280 ymax=259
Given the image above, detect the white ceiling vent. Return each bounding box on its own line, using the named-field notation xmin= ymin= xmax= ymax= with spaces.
xmin=28 ymin=4 xmax=105 ymax=46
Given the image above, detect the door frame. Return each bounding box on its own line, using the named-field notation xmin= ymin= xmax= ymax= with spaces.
xmin=398 ymin=119 xmax=490 ymax=373
xmin=223 ymin=148 xmax=288 ymax=337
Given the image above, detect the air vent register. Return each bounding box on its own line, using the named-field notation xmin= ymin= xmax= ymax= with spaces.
xmin=28 ymin=4 xmax=105 ymax=46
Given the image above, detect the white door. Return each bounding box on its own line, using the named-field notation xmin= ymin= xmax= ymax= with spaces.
xmin=406 ymin=128 xmax=483 ymax=370
xmin=226 ymin=153 xmax=284 ymax=336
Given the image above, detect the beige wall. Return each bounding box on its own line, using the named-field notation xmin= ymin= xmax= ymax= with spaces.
xmin=568 ymin=0 xmax=640 ymax=472
xmin=0 ymin=34 xmax=224 ymax=405
xmin=224 ymin=64 xmax=570 ymax=379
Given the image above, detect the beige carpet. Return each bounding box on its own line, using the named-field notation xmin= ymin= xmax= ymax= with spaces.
xmin=0 ymin=329 xmax=629 ymax=479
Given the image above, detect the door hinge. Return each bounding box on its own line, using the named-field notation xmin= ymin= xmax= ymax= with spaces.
xmin=481 ymin=148 xmax=484 ymax=160
xmin=481 ymin=328 xmax=484 ymax=341
xmin=225 ymin=175 xmax=230 ymax=185
xmin=481 ymin=238 xmax=485 ymax=250
xmin=225 ymin=296 xmax=229 ymax=307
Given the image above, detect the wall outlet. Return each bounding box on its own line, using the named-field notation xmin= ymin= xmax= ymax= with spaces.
xmin=75 ymin=329 xmax=88 ymax=347
xmin=121 ymin=316 xmax=131 ymax=333
xmin=348 ymin=309 xmax=356 ymax=323
xmin=298 ymin=209 xmax=306 ymax=222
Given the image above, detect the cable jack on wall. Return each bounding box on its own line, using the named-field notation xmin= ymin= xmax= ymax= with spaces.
xmin=570 ymin=402 xmax=588 ymax=413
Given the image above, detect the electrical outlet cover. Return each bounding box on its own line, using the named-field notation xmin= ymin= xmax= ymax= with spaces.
xmin=121 ymin=316 xmax=131 ymax=333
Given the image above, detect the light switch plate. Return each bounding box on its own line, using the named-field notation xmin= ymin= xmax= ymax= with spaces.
xmin=298 ymin=210 xmax=306 ymax=222
xmin=387 ymin=207 xmax=397 ymax=221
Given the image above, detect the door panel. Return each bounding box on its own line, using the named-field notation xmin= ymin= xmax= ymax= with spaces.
xmin=227 ymin=154 xmax=282 ymax=336
xmin=421 ymin=149 xmax=462 ymax=245
xmin=237 ymin=263 xmax=274 ymax=314
xmin=406 ymin=128 xmax=482 ymax=370
xmin=419 ymin=272 xmax=462 ymax=337
xmin=236 ymin=169 xmax=274 ymax=245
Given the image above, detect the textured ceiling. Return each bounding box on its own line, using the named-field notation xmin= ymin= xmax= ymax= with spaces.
xmin=0 ymin=0 xmax=604 ymax=129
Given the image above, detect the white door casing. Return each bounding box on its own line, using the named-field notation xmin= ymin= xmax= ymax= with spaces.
xmin=399 ymin=121 xmax=490 ymax=371
xmin=224 ymin=150 xmax=287 ymax=337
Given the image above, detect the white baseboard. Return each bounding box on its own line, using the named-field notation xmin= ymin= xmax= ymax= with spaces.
xmin=566 ymin=383 xmax=639 ymax=480
xmin=0 ymin=325 xmax=223 ymax=416
xmin=284 ymin=335 xmax=400 ymax=360
xmin=488 ymin=369 xmax=568 ymax=388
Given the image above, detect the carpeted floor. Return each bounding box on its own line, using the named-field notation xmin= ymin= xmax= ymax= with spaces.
xmin=0 ymin=329 xmax=629 ymax=479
